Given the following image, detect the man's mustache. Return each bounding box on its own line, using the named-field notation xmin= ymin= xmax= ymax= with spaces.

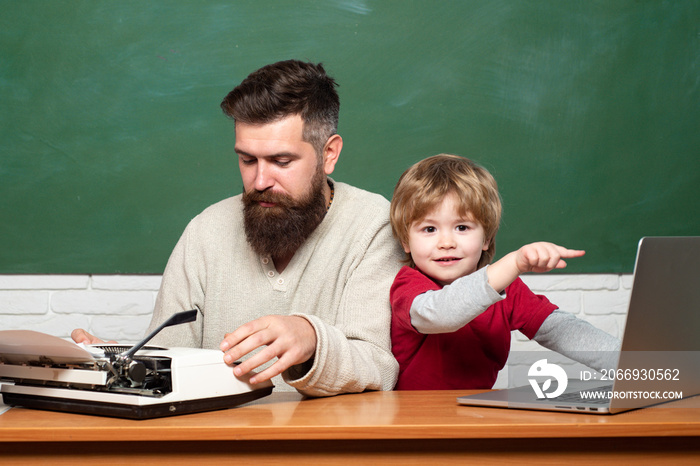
xmin=243 ymin=189 xmax=296 ymax=209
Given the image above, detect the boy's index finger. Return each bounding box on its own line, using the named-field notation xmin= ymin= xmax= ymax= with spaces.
xmin=559 ymin=247 xmax=586 ymax=258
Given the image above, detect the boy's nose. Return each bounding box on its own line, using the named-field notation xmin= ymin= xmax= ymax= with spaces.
xmin=438 ymin=233 xmax=456 ymax=249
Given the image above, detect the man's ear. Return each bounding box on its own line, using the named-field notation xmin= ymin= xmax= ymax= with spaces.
xmin=322 ymin=134 xmax=343 ymax=175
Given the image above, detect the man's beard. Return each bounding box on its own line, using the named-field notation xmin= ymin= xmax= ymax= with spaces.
xmin=242 ymin=169 xmax=328 ymax=260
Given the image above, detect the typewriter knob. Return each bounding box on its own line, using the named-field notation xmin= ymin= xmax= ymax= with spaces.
xmin=128 ymin=361 xmax=147 ymax=384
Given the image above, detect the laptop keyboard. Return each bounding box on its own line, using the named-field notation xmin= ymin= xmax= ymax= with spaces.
xmin=553 ymin=385 xmax=613 ymax=405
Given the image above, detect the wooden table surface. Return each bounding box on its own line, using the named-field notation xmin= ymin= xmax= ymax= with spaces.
xmin=2 ymin=390 xmax=700 ymax=464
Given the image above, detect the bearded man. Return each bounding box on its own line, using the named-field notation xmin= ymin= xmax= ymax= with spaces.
xmin=72 ymin=60 xmax=403 ymax=396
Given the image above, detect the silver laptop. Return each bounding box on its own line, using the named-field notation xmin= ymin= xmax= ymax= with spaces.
xmin=457 ymin=236 xmax=700 ymax=414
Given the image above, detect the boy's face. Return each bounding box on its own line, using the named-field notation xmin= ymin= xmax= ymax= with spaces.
xmin=403 ymin=192 xmax=490 ymax=286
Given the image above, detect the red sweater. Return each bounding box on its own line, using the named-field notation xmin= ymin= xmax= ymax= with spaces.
xmin=390 ymin=266 xmax=556 ymax=390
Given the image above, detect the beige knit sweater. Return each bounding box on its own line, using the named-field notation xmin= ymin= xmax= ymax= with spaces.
xmin=148 ymin=180 xmax=404 ymax=396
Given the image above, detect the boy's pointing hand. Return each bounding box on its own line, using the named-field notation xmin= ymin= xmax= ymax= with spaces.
xmin=515 ymin=242 xmax=586 ymax=274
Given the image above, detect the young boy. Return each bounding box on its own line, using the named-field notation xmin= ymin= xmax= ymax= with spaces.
xmin=389 ymin=154 xmax=620 ymax=390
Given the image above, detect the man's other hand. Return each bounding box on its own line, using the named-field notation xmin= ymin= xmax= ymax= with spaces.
xmin=220 ymin=315 xmax=317 ymax=384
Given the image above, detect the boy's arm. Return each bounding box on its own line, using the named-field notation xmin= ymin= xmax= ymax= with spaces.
xmin=410 ymin=242 xmax=584 ymax=334
xmin=534 ymin=309 xmax=621 ymax=372
xmin=410 ymin=266 xmax=504 ymax=333
xmin=486 ymin=242 xmax=585 ymax=293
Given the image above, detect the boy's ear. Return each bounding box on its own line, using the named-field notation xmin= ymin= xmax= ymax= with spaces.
xmin=482 ymin=237 xmax=491 ymax=251
xmin=402 ymin=242 xmax=411 ymax=254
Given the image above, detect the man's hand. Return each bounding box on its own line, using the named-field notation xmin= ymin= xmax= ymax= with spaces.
xmin=71 ymin=329 xmax=115 ymax=345
xmin=220 ymin=315 xmax=317 ymax=385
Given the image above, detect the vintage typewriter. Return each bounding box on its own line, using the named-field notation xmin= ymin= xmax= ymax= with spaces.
xmin=0 ymin=310 xmax=273 ymax=419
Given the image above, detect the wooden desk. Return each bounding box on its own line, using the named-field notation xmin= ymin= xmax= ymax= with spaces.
xmin=2 ymin=390 xmax=700 ymax=464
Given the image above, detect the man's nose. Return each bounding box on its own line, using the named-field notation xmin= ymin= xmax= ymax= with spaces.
xmin=254 ymin=163 xmax=274 ymax=191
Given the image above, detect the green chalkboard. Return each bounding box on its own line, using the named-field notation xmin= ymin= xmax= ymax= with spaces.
xmin=1 ymin=1 xmax=699 ymax=274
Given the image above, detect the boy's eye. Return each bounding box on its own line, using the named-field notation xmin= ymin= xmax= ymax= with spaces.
xmin=456 ymin=225 xmax=469 ymax=232
xmin=422 ymin=226 xmax=436 ymax=233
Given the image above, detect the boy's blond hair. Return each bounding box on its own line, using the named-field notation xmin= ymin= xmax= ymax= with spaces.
xmin=390 ymin=154 xmax=502 ymax=269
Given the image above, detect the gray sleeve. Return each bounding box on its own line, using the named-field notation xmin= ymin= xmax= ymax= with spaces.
xmin=410 ymin=266 xmax=504 ymax=334
xmin=533 ymin=309 xmax=621 ymax=371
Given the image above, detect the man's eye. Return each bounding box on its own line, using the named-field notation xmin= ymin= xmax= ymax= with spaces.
xmin=240 ymin=158 xmax=256 ymax=165
xmin=275 ymin=160 xmax=291 ymax=167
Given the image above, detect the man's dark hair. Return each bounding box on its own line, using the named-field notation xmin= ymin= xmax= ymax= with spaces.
xmin=221 ymin=60 xmax=340 ymax=156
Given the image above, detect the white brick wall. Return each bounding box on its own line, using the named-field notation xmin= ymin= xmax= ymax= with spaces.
xmin=0 ymin=275 xmax=161 ymax=344
xmin=0 ymin=273 xmax=631 ymax=385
